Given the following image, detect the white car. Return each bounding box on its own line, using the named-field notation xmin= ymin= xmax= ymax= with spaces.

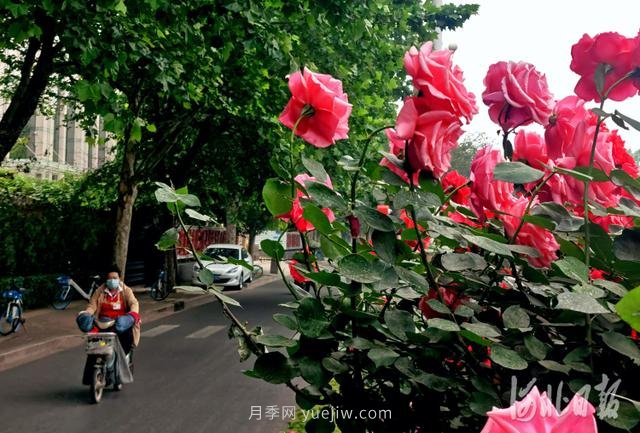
xmin=192 ymin=244 xmax=253 ymax=289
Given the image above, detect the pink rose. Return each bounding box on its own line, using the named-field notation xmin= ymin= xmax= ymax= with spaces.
xmin=483 ymin=61 xmax=554 ymax=131
xmin=513 ymin=130 xmax=550 ymax=170
xmin=545 ymin=96 xmax=588 ymax=160
xmin=570 ymin=32 xmax=640 ymax=102
xmin=480 ymin=386 xmax=597 ymax=433
xmin=469 ymin=147 xmax=516 ymax=220
xmin=279 ymin=67 xmax=352 ymax=148
xmin=395 ymin=97 xmax=464 ymax=178
xmin=380 ymin=128 xmax=420 ymax=185
xmin=500 ymin=197 xmax=559 ymax=268
xmin=277 ymin=174 xmax=336 ymax=232
xmin=403 ymin=42 xmax=478 ymax=123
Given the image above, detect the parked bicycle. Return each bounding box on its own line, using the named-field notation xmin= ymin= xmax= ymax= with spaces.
xmin=251 ymin=264 xmax=264 ymax=280
xmin=52 ymin=275 xmax=101 ymax=310
xmin=148 ymin=269 xmax=169 ymax=301
xmin=0 ymin=280 xmax=26 ymax=336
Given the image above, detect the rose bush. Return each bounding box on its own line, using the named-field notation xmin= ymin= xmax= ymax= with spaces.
xmin=156 ymin=31 xmax=640 ymax=433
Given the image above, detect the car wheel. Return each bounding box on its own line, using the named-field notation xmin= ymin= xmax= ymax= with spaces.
xmin=238 ymin=272 xmax=244 ymax=290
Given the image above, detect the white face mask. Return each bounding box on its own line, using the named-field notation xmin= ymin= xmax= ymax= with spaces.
xmin=106 ymin=278 xmax=120 ymax=290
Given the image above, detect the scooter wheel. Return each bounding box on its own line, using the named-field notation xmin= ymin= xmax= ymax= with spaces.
xmin=90 ymin=367 xmax=105 ymax=404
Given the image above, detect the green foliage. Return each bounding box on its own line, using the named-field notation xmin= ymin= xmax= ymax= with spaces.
xmin=0 ymin=169 xmax=114 ymax=277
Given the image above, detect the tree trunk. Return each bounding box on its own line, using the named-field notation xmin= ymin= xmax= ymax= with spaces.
xmin=165 ymin=250 xmax=177 ymax=289
xmin=248 ymin=230 xmax=256 ymax=255
xmin=225 ymin=205 xmax=237 ymax=244
xmin=0 ymin=15 xmax=58 ymax=160
xmin=113 ymin=144 xmax=138 ymax=278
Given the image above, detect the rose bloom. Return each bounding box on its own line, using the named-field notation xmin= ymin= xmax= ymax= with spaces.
xmin=403 ymin=41 xmax=478 ymax=123
xmin=288 ymin=259 xmax=309 ymax=285
xmin=399 ymin=209 xmax=431 ymax=250
xmin=279 ymin=67 xmax=352 ymax=148
xmin=513 ymin=130 xmax=550 ymax=171
xmin=570 ymin=32 xmax=640 ymax=102
xmin=500 ymin=197 xmax=559 ymax=268
xmin=418 ymin=286 xmax=466 ymax=319
xmin=395 ymin=97 xmax=463 ymax=178
xmin=545 ymin=96 xmax=589 ymax=160
xmin=469 ymin=146 xmax=516 ymax=221
xmin=380 ymin=128 xmax=420 ymax=185
xmin=441 ymin=170 xmax=471 ymax=205
xmin=482 ymin=61 xmax=554 ymax=131
xmin=480 ymin=386 xmax=597 ymax=433
xmin=277 ymin=174 xmax=336 ymax=232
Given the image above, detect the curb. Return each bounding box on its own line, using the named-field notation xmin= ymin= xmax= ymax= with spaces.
xmin=0 ymin=274 xmax=280 ymax=372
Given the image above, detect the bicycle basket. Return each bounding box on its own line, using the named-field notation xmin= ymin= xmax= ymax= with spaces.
xmin=56 ymin=276 xmax=70 ymax=285
xmin=1 ymin=290 xmax=21 ymax=300
xmin=85 ymin=333 xmax=116 ymax=356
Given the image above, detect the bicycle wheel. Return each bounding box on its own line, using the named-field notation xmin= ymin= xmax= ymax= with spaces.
xmin=90 ymin=366 xmax=106 ymax=404
xmin=252 ymin=265 xmax=264 ymax=280
xmin=0 ymin=302 xmax=20 ymax=336
xmin=51 ymin=285 xmax=72 ymax=310
xmin=150 ymin=277 xmax=169 ymax=301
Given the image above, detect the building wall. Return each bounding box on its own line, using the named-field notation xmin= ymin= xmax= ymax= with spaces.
xmin=1 ymin=101 xmax=116 ymax=180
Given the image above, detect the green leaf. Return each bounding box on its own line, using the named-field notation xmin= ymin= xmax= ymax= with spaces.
xmin=554 ymin=257 xmax=589 ymax=283
xmin=295 ymin=298 xmax=329 ymax=338
xmin=427 ymin=299 xmax=451 ymax=314
xmin=463 ymin=234 xmax=513 ymax=257
xmin=273 ymin=313 xmax=298 ymax=331
xmin=185 ymin=208 xmax=212 ymax=222
xmin=354 ymin=205 xmax=395 ymax=232
xmin=385 ymin=309 xmax=416 ymax=340
xmin=262 ymin=179 xmax=292 ymax=216
xmin=372 ymin=229 xmax=398 ymax=263
xmin=322 ymin=357 xmax=349 ymax=374
xmin=393 ymin=266 xmax=430 ymax=293
xmin=393 ymin=189 xmax=441 ymax=210
xmin=522 ymin=214 xmax=556 ymax=230
xmin=614 ymin=110 xmax=640 ymax=132
xmin=611 ymin=169 xmax=640 ymax=200
xmin=616 ymin=286 xmax=640 ymax=331
xmin=298 ymin=356 xmax=329 ymax=386
xmin=177 ymin=193 xmax=201 ymax=207
xmin=338 ymin=254 xmax=381 ymax=283
xmin=306 ymin=182 xmax=347 ymax=210
xmin=197 ymin=268 xmax=214 ymax=286
xmin=253 ymin=352 xmax=294 ymax=384
xmin=154 ymin=185 xmax=179 ymax=203
xmin=368 ymin=347 xmax=400 ymax=368
xmin=556 ymin=292 xmax=608 ymax=314
xmin=600 ymin=331 xmax=640 ymax=363
xmin=613 ymin=229 xmax=640 ymax=262
xmin=593 ymin=279 xmax=628 ymax=297
xmin=413 ymin=373 xmax=454 ymax=392
xmin=302 ymin=202 xmax=333 ymax=234
xmin=494 ymin=162 xmax=544 ymax=183
xmin=209 ymin=288 xmax=241 ymax=307
xmin=490 ymin=345 xmax=528 ymax=370
xmin=301 ymin=157 xmax=329 ymax=183
xmin=255 ymin=335 xmax=297 ymax=348
xmin=524 ymin=334 xmax=549 ymax=360
xmin=538 ymin=360 xmax=571 ymax=374
xmin=427 ymin=318 xmax=460 ymax=332
xmin=602 ymin=400 xmax=640 ymax=431
xmin=441 ymin=252 xmax=486 ymax=271
xmin=260 ymin=239 xmax=284 ymax=259
xmin=461 ymin=322 xmax=501 ymax=338
xmin=454 ymin=305 xmax=475 ymax=318
xmin=554 ymin=166 xmax=593 ymax=182
xmin=156 ymin=228 xmax=178 ymax=250
xmin=531 ymin=202 xmax=584 ymax=231
xmin=502 ymin=305 xmax=530 ymax=329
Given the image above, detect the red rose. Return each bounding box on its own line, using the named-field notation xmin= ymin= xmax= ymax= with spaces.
xmin=499 ymin=197 xmax=559 ymax=268
xmin=288 ymin=259 xmax=309 ymax=284
xmin=469 ymin=147 xmax=517 ymax=221
xmin=570 ymin=32 xmax=640 ymax=102
xmin=277 ymin=174 xmax=336 ymax=232
xmin=279 ymin=67 xmax=352 ymax=147
xmin=395 ymin=97 xmax=463 ymax=178
xmin=418 ymin=287 xmax=466 ymax=319
xmin=441 ymin=170 xmax=471 ymax=205
xmin=482 ymin=61 xmax=554 ymax=131
xmin=404 ymin=42 xmax=478 ymax=123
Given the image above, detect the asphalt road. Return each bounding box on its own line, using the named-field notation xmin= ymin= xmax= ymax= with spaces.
xmin=0 ymin=279 xmax=295 ymax=433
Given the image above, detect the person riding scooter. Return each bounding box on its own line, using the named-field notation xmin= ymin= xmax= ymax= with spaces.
xmin=76 ymin=265 xmax=141 ymax=354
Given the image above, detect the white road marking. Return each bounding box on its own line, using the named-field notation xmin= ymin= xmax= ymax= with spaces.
xmin=141 ymin=324 xmax=180 ymax=337
xmin=185 ymin=325 xmax=225 ymax=339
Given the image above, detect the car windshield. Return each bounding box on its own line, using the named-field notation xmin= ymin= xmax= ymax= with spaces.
xmin=203 ymin=247 xmax=239 ymax=261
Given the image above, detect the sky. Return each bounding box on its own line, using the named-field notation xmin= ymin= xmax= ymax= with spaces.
xmin=440 ymin=0 xmax=640 ymax=149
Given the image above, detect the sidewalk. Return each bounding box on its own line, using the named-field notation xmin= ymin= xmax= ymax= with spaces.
xmin=0 ymin=274 xmax=280 ymax=372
